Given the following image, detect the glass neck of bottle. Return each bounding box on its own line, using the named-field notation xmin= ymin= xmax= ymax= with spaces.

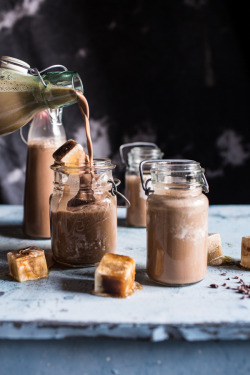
xmin=42 ymin=71 xmax=83 ymax=109
xmin=48 ymin=108 xmax=63 ymax=126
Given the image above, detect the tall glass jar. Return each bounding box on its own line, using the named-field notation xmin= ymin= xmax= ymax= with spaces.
xmin=50 ymin=159 xmax=117 ymax=267
xmin=140 ymin=159 xmax=209 ymax=286
xmin=120 ymin=142 xmax=163 ymax=227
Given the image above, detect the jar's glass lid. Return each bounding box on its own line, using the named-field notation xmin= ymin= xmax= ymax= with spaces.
xmin=150 ymin=159 xmax=201 ymax=172
xmin=139 ymin=159 xmax=209 ymax=195
xmin=119 ymin=142 xmax=163 ymax=165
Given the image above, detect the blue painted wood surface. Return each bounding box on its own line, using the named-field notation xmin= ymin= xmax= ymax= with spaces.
xmin=1 ymin=338 xmax=250 ymax=375
xmin=0 ymin=205 xmax=250 ymax=341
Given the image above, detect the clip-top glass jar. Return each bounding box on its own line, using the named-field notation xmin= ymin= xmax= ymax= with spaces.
xmin=120 ymin=142 xmax=163 ymax=227
xmin=50 ymin=159 xmax=117 ymax=267
xmin=140 ymin=159 xmax=209 ymax=286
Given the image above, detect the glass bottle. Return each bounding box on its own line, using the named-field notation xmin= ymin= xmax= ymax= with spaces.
xmin=23 ymin=109 xmax=66 ymax=238
xmin=140 ymin=159 xmax=209 ymax=286
xmin=0 ymin=56 xmax=83 ymax=135
xmin=50 ymin=159 xmax=117 ymax=267
xmin=120 ymin=142 xmax=163 ymax=227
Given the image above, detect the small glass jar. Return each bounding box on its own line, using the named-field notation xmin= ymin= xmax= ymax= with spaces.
xmin=140 ymin=159 xmax=209 ymax=286
xmin=50 ymin=159 xmax=117 ymax=267
xmin=120 ymin=142 xmax=163 ymax=227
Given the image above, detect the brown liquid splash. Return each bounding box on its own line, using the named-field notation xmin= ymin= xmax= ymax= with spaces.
xmin=76 ymin=91 xmax=93 ymax=163
xmin=66 ymin=91 xmax=94 ymax=209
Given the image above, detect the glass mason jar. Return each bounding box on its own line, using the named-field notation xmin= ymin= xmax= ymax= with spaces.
xmin=50 ymin=159 xmax=117 ymax=267
xmin=140 ymin=159 xmax=209 ymax=286
xmin=119 ymin=142 xmax=163 ymax=227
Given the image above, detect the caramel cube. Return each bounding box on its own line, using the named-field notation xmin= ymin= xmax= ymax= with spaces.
xmin=241 ymin=236 xmax=250 ymax=269
xmin=7 ymin=246 xmax=48 ymax=282
xmin=53 ymin=139 xmax=87 ymax=166
xmin=208 ymin=233 xmax=223 ymax=265
xmin=94 ymin=253 xmax=136 ymax=298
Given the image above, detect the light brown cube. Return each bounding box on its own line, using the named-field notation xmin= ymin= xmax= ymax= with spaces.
xmin=208 ymin=233 xmax=223 ymax=265
xmin=241 ymin=236 xmax=250 ymax=269
xmin=7 ymin=246 xmax=48 ymax=282
xmin=53 ymin=139 xmax=87 ymax=166
xmin=94 ymin=253 xmax=136 ymax=298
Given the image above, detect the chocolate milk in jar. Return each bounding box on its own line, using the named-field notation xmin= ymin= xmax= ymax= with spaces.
xmin=23 ymin=110 xmax=66 ymax=238
xmin=140 ymin=159 xmax=209 ymax=286
xmin=119 ymin=142 xmax=163 ymax=227
xmin=50 ymin=159 xmax=117 ymax=267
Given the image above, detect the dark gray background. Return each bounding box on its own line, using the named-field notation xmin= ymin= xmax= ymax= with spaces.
xmin=0 ymin=0 xmax=250 ymax=204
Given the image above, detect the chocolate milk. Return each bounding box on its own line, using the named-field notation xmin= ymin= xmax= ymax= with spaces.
xmin=50 ymin=92 xmax=117 ymax=266
xmin=126 ymin=174 xmax=147 ymax=227
xmin=77 ymin=91 xmax=93 ymax=163
xmin=124 ymin=146 xmax=163 ymax=227
xmin=147 ymin=188 xmax=208 ymax=285
xmin=51 ymin=192 xmax=117 ymax=266
xmin=23 ymin=140 xmax=60 ymax=238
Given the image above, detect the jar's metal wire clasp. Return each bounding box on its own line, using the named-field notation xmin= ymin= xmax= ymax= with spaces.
xmin=108 ymin=179 xmax=130 ymax=208
xmin=119 ymin=142 xmax=158 ymax=165
xmin=139 ymin=159 xmax=162 ymax=196
xmin=202 ymin=173 xmax=209 ymax=193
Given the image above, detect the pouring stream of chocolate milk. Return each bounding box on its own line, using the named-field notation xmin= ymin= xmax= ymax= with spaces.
xmin=67 ymin=91 xmax=95 ymax=209
xmin=77 ymin=91 xmax=93 ymax=163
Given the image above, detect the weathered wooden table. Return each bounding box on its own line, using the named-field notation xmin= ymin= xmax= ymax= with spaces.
xmin=0 ymin=205 xmax=250 ymax=375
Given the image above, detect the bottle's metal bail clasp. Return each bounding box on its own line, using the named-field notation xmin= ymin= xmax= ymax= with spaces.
xmin=108 ymin=179 xmax=130 ymax=208
xmin=119 ymin=142 xmax=158 ymax=165
xmin=0 ymin=57 xmax=68 ymax=87
xmin=32 ymin=64 xmax=68 ymax=87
